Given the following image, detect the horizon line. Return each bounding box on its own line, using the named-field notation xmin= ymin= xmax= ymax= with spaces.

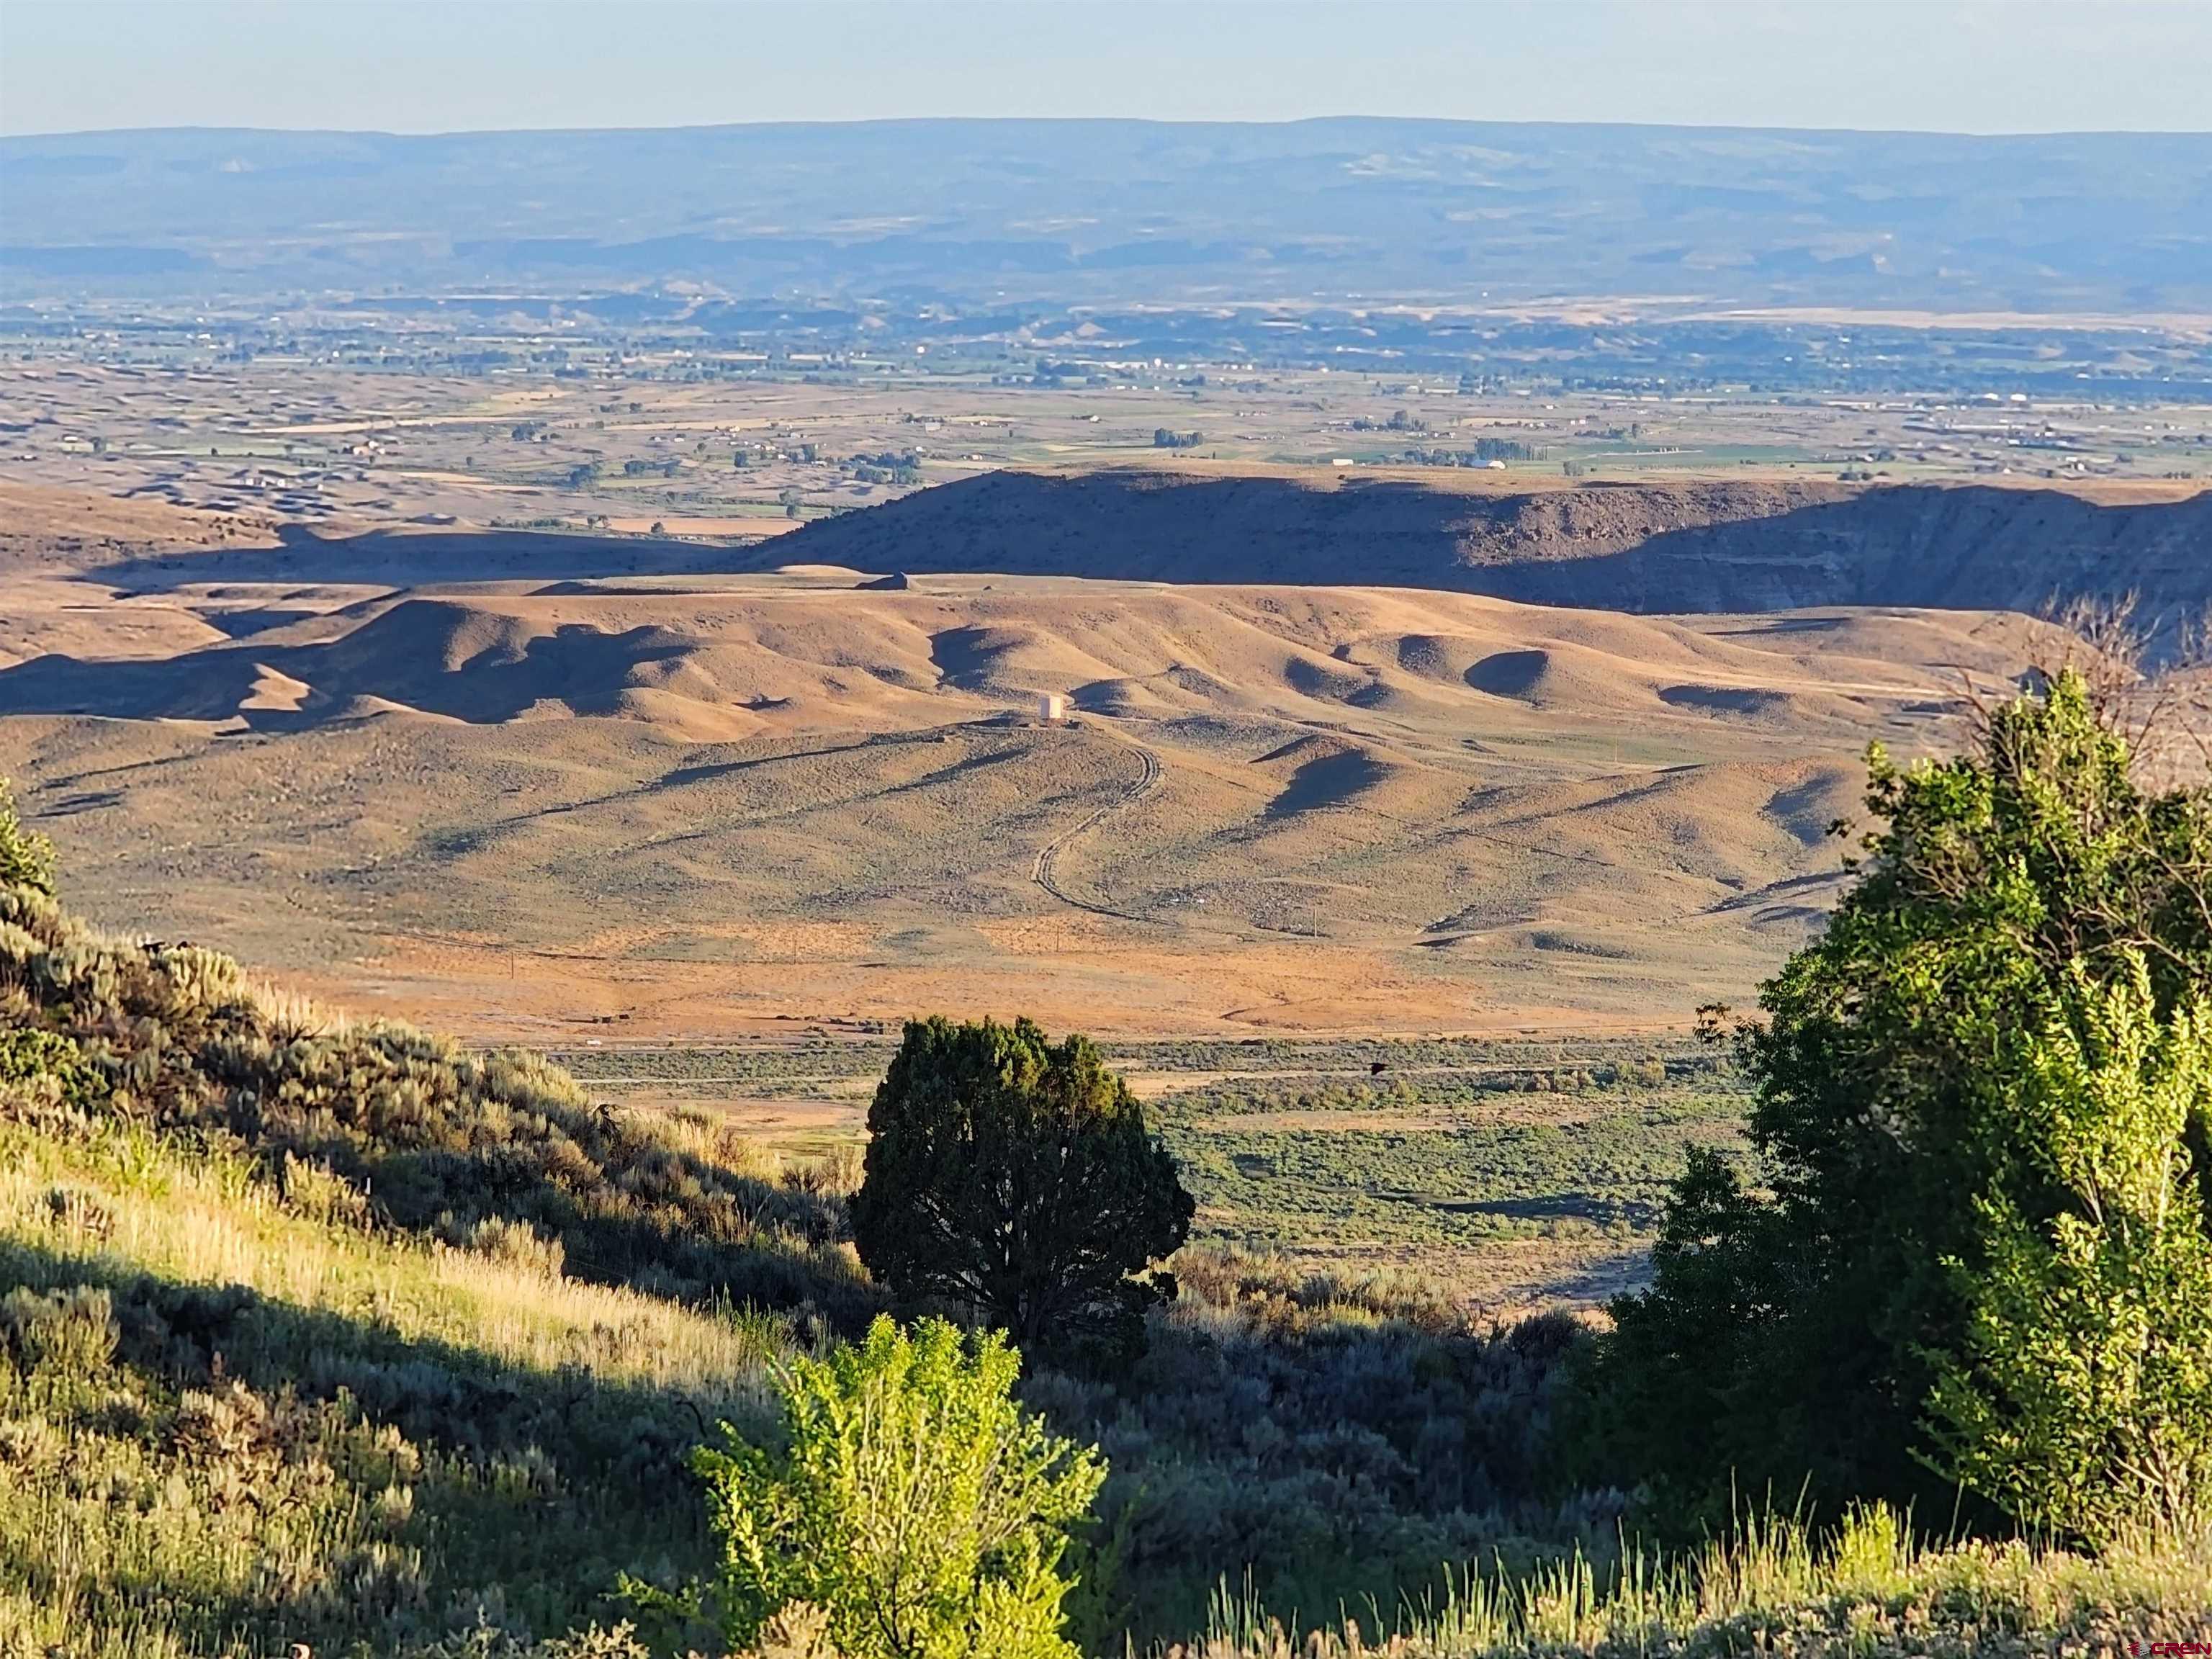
xmin=9 ymin=113 xmax=2212 ymax=143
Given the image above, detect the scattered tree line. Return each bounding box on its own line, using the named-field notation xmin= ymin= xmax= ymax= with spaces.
xmin=844 ymin=448 xmax=922 ymax=485
xmin=1401 ymin=439 xmax=1545 ymax=466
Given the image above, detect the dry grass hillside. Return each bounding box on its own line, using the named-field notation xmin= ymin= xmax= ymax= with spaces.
xmin=0 ymin=557 xmax=2060 ymax=1040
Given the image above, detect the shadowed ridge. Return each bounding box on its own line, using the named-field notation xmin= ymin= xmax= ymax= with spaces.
xmin=773 ymin=469 xmax=2212 ymax=621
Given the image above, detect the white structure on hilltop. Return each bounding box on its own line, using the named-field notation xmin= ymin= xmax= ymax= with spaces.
xmin=1038 ymin=692 xmax=1068 ymax=724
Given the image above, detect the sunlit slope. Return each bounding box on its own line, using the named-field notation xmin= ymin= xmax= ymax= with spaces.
xmin=0 ymin=575 xmax=2058 ymax=1035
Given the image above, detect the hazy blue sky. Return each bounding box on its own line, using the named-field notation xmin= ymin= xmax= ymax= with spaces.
xmin=3 ymin=0 xmax=2208 ymax=137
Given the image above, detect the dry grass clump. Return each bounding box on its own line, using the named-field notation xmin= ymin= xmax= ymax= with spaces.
xmin=1184 ymin=1504 xmax=2212 ymax=1657
xmin=0 ymin=1118 xmax=783 ymax=1408
xmin=246 ymin=974 xmax=352 ymax=1041
xmin=0 ymin=1114 xmax=786 ymax=1655
xmin=1172 ymin=1244 xmax=1481 ymax=1335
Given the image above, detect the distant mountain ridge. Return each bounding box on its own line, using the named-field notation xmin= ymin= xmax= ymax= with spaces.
xmin=776 ymin=470 xmax=2212 ymax=621
xmin=5 ymin=118 xmax=2208 ymax=311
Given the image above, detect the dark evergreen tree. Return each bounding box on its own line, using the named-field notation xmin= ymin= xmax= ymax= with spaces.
xmin=851 ymin=1016 xmax=1193 ymax=1360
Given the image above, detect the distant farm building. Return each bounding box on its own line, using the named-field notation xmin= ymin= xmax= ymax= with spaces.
xmin=1038 ymin=692 xmax=1069 ymax=723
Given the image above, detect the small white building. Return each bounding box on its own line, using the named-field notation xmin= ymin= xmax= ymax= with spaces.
xmin=1038 ymin=692 xmax=1068 ymax=724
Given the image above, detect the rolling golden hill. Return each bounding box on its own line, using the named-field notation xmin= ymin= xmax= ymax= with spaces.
xmin=0 ymin=562 xmax=2060 ymax=1039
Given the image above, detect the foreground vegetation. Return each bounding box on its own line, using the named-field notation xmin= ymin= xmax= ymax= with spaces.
xmin=1199 ymin=1511 xmax=2209 ymax=1658
xmin=1577 ymin=673 xmax=2212 ymax=1545
xmin=5 ymin=662 xmax=2212 ymax=1657
xmin=0 ymin=780 xmax=1611 ymax=1653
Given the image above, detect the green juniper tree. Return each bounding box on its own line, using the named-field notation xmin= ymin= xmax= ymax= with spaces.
xmin=851 ymin=1017 xmax=1192 ymax=1362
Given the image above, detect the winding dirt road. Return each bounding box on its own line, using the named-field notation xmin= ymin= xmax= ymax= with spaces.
xmin=1030 ymin=732 xmax=1162 ymax=923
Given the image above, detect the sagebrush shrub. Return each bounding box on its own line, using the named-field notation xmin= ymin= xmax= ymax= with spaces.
xmin=0 ymin=1284 xmax=118 ymax=1381
xmin=686 ymin=1315 xmax=1105 ymax=1659
xmin=0 ymin=827 xmax=870 ymax=1319
xmin=0 ymin=782 xmax=55 ymax=898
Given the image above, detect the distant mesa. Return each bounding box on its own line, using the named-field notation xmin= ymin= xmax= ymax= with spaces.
xmin=63 ymin=471 xmax=2212 ymax=635
xmin=775 ymin=468 xmax=2212 ymax=626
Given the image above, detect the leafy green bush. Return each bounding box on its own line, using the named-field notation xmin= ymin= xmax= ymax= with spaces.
xmin=0 ymin=780 xmax=55 ymax=898
xmin=852 ymin=1017 xmax=1191 ymax=1361
xmin=686 ymin=1314 xmax=1105 ymax=1659
xmin=1927 ymin=953 xmax=2212 ymax=1545
xmin=1574 ymin=671 xmax=2212 ymax=1537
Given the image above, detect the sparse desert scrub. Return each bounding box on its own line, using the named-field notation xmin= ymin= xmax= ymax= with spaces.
xmin=0 ymin=863 xmax=874 ymax=1324
xmin=0 ymin=1115 xmax=786 ymax=1655
xmin=0 ymin=783 xmax=1605 ymax=1653
xmin=1039 ymin=1246 xmax=1606 ymax=1645
xmin=5 ymin=768 xmax=2211 ymax=1658
xmin=1148 ymin=1069 xmax=1748 ymax=1287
